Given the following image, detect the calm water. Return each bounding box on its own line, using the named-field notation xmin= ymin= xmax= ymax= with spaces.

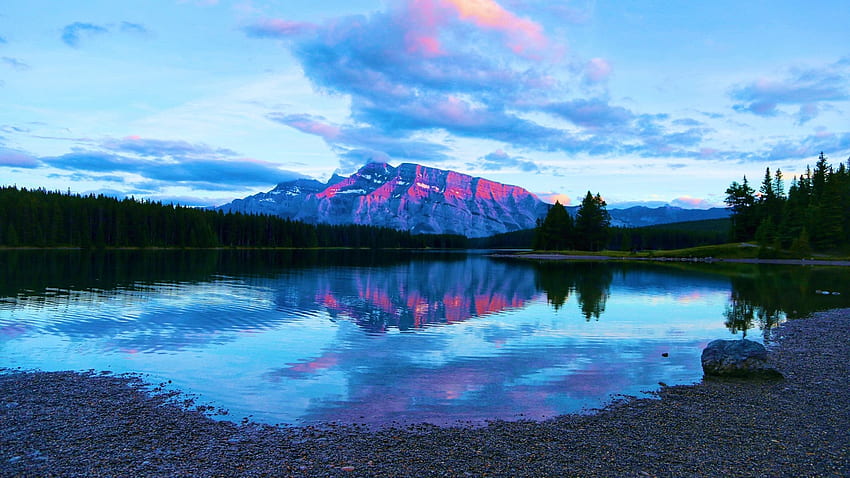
xmin=1 ymin=250 xmax=849 ymax=426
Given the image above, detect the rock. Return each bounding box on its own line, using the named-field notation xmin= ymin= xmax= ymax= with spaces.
xmin=701 ymin=339 xmax=783 ymax=379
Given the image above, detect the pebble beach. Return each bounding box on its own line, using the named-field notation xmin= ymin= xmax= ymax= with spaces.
xmin=2 ymin=308 xmax=849 ymax=477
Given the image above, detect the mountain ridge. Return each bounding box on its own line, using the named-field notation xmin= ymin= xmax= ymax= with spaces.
xmin=219 ymin=162 xmax=550 ymax=238
xmin=218 ymin=162 xmax=730 ymax=237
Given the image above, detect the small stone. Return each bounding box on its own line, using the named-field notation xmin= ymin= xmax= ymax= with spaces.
xmin=340 ymin=466 xmax=356 ymax=472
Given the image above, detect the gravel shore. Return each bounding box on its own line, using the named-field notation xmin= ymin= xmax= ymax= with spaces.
xmin=3 ymin=309 xmax=849 ymax=477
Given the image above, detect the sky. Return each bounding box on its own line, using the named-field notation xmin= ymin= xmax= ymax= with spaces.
xmin=1 ymin=1 xmax=848 ymax=209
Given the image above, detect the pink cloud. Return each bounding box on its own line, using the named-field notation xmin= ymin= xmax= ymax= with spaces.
xmin=699 ymin=147 xmax=719 ymax=158
xmin=538 ymin=192 xmax=571 ymax=205
xmin=585 ymin=57 xmax=612 ymax=83
xmin=243 ymin=18 xmax=316 ymax=38
xmin=434 ymin=96 xmax=481 ymax=125
xmin=443 ymin=0 xmax=546 ymax=53
xmin=814 ymin=128 xmax=834 ymax=139
xmin=404 ymin=0 xmax=546 ymax=57
xmin=406 ymin=34 xmax=444 ymax=56
xmin=279 ymin=115 xmax=342 ymax=140
xmin=404 ymin=0 xmax=446 ymax=56
xmin=671 ymin=196 xmax=712 ymax=209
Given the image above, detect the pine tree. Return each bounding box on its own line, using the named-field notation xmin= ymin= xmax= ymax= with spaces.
xmin=574 ymin=192 xmax=611 ymax=251
xmin=533 ymin=201 xmax=574 ymax=250
xmin=725 ymin=176 xmax=757 ymax=241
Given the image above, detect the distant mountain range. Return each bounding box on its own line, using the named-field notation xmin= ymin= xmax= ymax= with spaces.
xmin=218 ymin=162 xmax=729 ymax=237
xmin=604 ymin=205 xmax=729 ymax=228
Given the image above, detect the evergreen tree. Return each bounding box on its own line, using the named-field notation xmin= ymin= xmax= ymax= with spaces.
xmin=758 ymin=167 xmax=783 ymax=227
xmin=812 ymin=151 xmax=830 ymax=202
xmin=574 ymin=192 xmax=610 ymax=251
xmin=533 ymin=201 xmax=574 ymax=250
xmin=779 ymin=177 xmax=806 ymax=248
xmin=724 ymin=176 xmax=757 ymax=241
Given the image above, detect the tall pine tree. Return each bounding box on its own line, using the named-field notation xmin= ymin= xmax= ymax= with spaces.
xmin=533 ymin=201 xmax=574 ymax=250
xmin=574 ymin=192 xmax=611 ymax=251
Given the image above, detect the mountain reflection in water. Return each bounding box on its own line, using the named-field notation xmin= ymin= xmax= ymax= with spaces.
xmin=1 ymin=250 xmax=849 ymax=426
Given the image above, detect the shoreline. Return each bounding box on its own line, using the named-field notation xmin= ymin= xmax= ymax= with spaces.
xmin=492 ymin=252 xmax=850 ymax=267
xmin=2 ymin=309 xmax=849 ymax=476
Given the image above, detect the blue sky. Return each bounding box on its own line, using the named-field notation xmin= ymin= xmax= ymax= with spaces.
xmin=1 ymin=0 xmax=848 ymax=208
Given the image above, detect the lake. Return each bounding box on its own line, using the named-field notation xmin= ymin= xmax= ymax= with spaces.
xmin=1 ymin=250 xmax=848 ymax=427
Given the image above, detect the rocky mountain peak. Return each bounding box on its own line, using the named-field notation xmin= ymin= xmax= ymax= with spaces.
xmin=219 ymin=162 xmax=549 ymax=237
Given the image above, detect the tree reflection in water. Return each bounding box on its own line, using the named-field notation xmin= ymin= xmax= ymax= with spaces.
xmin=532 ymin=261 xmax=613 ymax=320
xmin=532 ymin=259 xmax=849 ymax=338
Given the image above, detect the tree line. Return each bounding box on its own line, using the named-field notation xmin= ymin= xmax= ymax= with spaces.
xmin=0 ymin=186 xmax=467 ymax=249
xmin=533 ymin=191 xmax=611 ymax=251
xmin=533 ymin=152 xmax=850 ymax=254
xmin=725 ymin=152 xmax=850 ymax=254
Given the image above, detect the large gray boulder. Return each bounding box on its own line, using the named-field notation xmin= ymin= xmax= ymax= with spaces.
xmin=701 ymin=339 xmax=783 ymax=379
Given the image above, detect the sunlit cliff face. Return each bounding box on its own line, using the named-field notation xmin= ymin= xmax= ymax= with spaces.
xmin=221 ymin=162 xmax=550 ymax=237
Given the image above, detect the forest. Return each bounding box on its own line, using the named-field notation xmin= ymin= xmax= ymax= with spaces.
xmin=725 ymin=152 xmax=850 ymax=255
xmin=532 ymin=153 xmax=850 ymax=254
xmin=531 ymin=191 xmax=730 ymax=252
xmin=0 ymin=186 xmax=467 ymax=249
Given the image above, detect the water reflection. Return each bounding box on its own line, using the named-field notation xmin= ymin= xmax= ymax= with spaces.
xmin=274 ymin=257 xmax=540 ymax=333
xmin=2 ymin=250 xmax=850 ymax=426
xmin=533 ymin=262 xmax=613 ymax=320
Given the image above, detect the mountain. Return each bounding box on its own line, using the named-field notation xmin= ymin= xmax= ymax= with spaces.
xmin=606 ymin=205 xmax=730 ymax=228
xmin=219 ymin=162 xmax=731 ymax=237
xmin=219 ymin=162 xmax=550 ymax=238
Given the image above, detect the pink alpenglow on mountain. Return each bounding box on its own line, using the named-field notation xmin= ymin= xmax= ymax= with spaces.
xmin=219 ymin=162 xmax=550 ymax=237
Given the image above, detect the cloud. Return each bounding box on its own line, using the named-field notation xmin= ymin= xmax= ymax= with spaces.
xmin=0 ymin=149 xmax=39 ymax=168
xmin=478 ymin=149 xmax=538 ymax=172
xmin=246 ymin=1 xmax=564 ymax=154
xmin=178 ymin=0 xmax=219 ymax=5
xmin=61 ymin=21 xmax=149 ymax=47
xmin=39 ymin=136 xmax=304 ymax=189
xmin=102 ymin=136 xmax=238 ymax=158
xmin=242 ymin=18 xmax=316 ymax=39
xmin=504 ymin=1 xmax=592 ymax=24
xmin=61 ymin=22 xmax=109 ymax=47
xmin=584 ymin=58 xmax=612 ymax=83
xmin=248 ymin=1 xmax=728 ymax=164
xmin=759 ymin=131 xmax=850 ymax=162
xmin=537 ymin=192 xmax=570 ymax=205
xmin=0 ymin=125 xmax=30 ymax=134
xmin=267 ymin=112 xmax=454 ymax=169
xmin=1 ymin=56 xmax=29 ymax=70
xmin=671 ymin=196 xmax=713 ymax=209
xmin=544 ymin=98 xmax=634 ymax=128
xmin=730 ymin=59 xmax=849 ymax=121
xmin=438 ymin=0 xmax=547 ymax=55
xmin=119 ymin=22 xmax=149 ymax=35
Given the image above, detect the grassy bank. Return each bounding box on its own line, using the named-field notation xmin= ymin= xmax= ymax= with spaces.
xmin=524 ymin=242 xmax=850 ymax=262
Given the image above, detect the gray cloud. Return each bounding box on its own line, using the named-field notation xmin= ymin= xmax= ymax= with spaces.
xmin=730 ymin=60 xmax=849 ymax=120
xmin=0 ymin=148 xmax=39 ymax=168
xmin=478 ymin=150 xmax=539 ymax=172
